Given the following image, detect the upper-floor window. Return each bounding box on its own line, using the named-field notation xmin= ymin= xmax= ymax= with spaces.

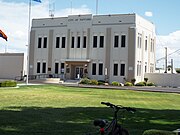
xmin=38 ymin=37 xmax=42 ymax=48
xmin=121 ymin=35 xmax=126 ymax=47
xmin=71 ymin=36 xmax=74 ymax=48
xmin=43 ymin=37 xmax=47 ymax=48
xmin=137 ymin=33 xmax=142 ymax=48
xmin=56 ymin=37 xmax=60 ymax=48
xmin=93 ymin=36 xmax=97 ymax=48
xmin=99 ymin=36 xmax=104 ymax=48
xmin=77 ymin=36 xmax=81 ymax=48
xmin=145 ymin=38 xmax=148 ymax=51
xmin=114 ymin=35 xmax=119 ymax=48
xmin=61 ymin=37 xmax=66 ymax=48
xmin=83 ymin=36 xmax=87 ymax=48
xmin=150 ymin=39 xmax=154 ymax=52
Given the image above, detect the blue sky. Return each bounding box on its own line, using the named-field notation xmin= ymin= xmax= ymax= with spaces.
xmin=4 ymin=0 xmax=180 ymax=35
xmin=0 ymin=0 xmax=180 ymax=67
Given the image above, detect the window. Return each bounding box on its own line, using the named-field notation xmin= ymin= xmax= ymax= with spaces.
xmin=56 ymin=37 xmax=60 ymax=48
xmin=92 ymin=63 xmax=96 ymax=75
xmin=99 ymin=36 xmax=104 ymax=48
xmin=150 ymin=39 xmax=154 ymax=52
xmin=145 ymin=39 xmax=148 ymax=51
xmin=71 ymin=36 xmax=74 ymax=48
xmin=55 ymin=63 xmax=59 ymax=74
xmin=83 ymin=36 xmax=87 ymax=48
xmin=113 ymin=64 xmax=118 ymax=76
xmin=137 ymin=34 xmax=142 ymax=48
xmin=145 ymin=65 xmax=147 ymax=73
xmin=93 ymin=36 xmax=97 ymax=48
xmin=62 ymin=37 xmax=66 ymax=48
xmin=43 ymin=37 xmax=47 ymax=48
xmin=121 ymin=35 xmax=126 ymax=47
xmin=114 ymin=36 xmax=119 ymax=48
xmin=38 ymin=37 xmax=42 ymax=48
xmin=42 ymin=62 xmax=46 ymax=73
xmin=99 ymin=63 xmax=103 ymax=75
xmin=137 ymin=61 xmax=142 ymax=76
xmin=120 ymin=64 xmax=125 ymax=76
xmin=77 ymin=36 xmax=80 ymax=48
xmin=37 ymin=62 xmax=41 ymax=73
xmin=61 ymin=63 xmax=65 ymax=73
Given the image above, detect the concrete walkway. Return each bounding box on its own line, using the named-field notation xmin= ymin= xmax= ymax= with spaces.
xmin=17 ymin=80 xmax=180 ymax=94
xmin=77 ymin=84 xmax=180 ymax=94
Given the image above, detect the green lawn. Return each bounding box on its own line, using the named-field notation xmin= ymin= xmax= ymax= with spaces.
xmin=0 ymin=85 xmax=180 ymax=135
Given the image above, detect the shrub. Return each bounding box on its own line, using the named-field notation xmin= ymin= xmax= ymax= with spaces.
xmin=124 ymin=82 xmax=133 ymax=86
xmin=90 ymin=79 xmax=98 ymax=85
xmin=142 ymin=129 xmax=175 ymax=135
xmin=176 ymin=68 xmax=180 ymax=73
xmin=112 ymin=81 xmax=120 ymax=86
xmin=135 ymin=82 xmax=146 ymax=86
xmin=147 ymin=82 xmax=155 ymax=86
xmin=131 ymin=78 xmax=136 ymax=85
xmin=98 ymin=80 xmax=105 ymax=85
xmin=0 ymin=80 xmax=17 ymax=87
xmin=79 ymin=78 xmax=91 ymax=85
xmin=144 ymin=78 xmax=148 ymax=82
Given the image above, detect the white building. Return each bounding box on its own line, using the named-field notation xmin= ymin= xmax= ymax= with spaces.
xmin=0 ymin=53 xmax=24 ymax=80
xmin=29 ymin=13 xmax=156 ymax=83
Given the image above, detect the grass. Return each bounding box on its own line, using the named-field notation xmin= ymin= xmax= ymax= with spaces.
xmin=0 ymin=84 xmax=180 ymax=135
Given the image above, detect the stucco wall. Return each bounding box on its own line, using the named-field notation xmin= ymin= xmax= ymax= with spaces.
xmin=145 ymin=73 xmax=180 ymax=87
xmin=0 ymin=53 xmax=24 ymax=79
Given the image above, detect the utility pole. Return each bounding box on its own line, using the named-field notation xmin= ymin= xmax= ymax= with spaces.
xmin=171 ymin=59 xmax=173 ymax=74
xmin=164 ymin=47 xmax=167 ymax=73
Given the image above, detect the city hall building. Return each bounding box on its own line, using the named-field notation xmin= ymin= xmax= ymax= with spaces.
xmin=29 ymin=13 xmax=156 ymax=83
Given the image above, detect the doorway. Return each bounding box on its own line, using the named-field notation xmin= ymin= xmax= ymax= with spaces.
xmin=75 ymin=67 xmax=83 ymax=79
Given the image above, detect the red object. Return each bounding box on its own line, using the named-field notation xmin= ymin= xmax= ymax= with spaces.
xmin=0 ymin=29 xmax=8 ymax=41
xmin=100 ymin=128 xmax=105 ymax=134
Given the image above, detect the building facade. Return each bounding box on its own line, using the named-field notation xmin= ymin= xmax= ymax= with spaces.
xmin=0 ymin=53 xmax=24 ymax=79
xmin=29 ymin=14 xmax=156 ymax=83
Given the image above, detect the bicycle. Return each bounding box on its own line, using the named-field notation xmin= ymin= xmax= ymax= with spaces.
xmin=86 ymin=102 xmax=136 ymax=135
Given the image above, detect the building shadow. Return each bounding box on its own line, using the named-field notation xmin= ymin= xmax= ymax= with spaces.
xmin=0 ymin=106 xmax=179 ymax=135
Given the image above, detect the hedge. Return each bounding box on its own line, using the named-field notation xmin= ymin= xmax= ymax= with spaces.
xmin=143 ymin=129 xmax=175 ymax=135
xmin=0 ymin=80 xmax=17 ymax=87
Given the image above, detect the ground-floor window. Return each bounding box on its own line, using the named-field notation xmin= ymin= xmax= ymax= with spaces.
xmin=113 ymin=64 xmax=118 ymax=76
xmin=99 ymin=63 xmax=103 ymax=75
xmin=37 ymin=62 xmax=41 ymax=73
xmin=92 ymin=63 xmax=96 ymax=75
xmin=55 ymin=63 xmax=59 ymax=74
xmin=120 ymin=64 xmax=125 ymax=76
xmin=61 ymin=63 xmax=65 ymax=74
xmin=42 ymin=62 xmax=46 ymax=73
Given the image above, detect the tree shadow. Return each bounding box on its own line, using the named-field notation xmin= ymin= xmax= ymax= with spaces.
xmin=0 ymin=106 xmax=179 ymax=135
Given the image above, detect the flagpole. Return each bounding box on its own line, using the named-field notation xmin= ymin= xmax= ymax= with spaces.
xmin=96 ymin=0 xmax=98 ymax=15
xmin=26 ymin=0 xmax=32 ymax=85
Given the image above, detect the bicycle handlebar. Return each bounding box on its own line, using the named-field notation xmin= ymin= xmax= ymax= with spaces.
xmin=101 ymin=102 xmax=136 ymax=113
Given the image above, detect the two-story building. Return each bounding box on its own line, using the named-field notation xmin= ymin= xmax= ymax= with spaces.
xmin=29 ymin=13 xmax=156 ymax=83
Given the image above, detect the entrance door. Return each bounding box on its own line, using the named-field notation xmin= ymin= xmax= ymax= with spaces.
xmin=75 ymin=67 xmax=83 ymax=79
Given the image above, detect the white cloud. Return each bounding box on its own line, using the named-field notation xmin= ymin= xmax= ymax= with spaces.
xmin=1 ymin=1 xmax=180 ymax=68
xmin=0 ymin=1 xmax=91 ymax=53
xmin=145 ymin=11 xmax=153 ymax=17
xmin=156 ymin=30 xmax=180 ymax=68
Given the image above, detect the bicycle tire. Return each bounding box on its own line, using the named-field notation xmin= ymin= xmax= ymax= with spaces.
xmin=112 ymin=126 xmax=129 ymax=135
